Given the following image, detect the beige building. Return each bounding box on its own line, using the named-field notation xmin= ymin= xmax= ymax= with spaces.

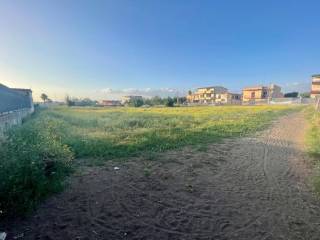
xmin=121 ymin=95 xmax=143 ymax=104
xmin=311 ymin=74 xmax=320 ymax=98
xmin=242 ymin=84 xmax=283 ymax=103
xmin=187 ymin=86 xmax=241 ymax=104
xmin=215 ymin=92 xmax=242 ymax=105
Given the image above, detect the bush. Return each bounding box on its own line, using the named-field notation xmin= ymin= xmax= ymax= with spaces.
xmin=0 ymin=113 xmax=74 ymax=217
xmin=305 ymin=108 xmax=320 ymax=194
xmin=129 ymin=98 xmax=144 ymax=107
xmin=284 ymin=92 xmax=299 ymax=98
xmin=165 ymin=97 xmax=174 ymax=107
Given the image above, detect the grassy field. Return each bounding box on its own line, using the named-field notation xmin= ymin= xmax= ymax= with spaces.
xmin=32 ymin=105 xmax=299 ymax=159
xmin=0 ymin=105 xmax=298 ymax=217
xmin=305 ymin=107 xmax=320 ymax=194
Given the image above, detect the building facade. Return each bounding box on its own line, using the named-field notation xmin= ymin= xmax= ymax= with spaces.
xmin=0 ymin=84 xmax=34 ymax=114
xmin=187 ymin=86 xmax=233 ymax=104
xmin=215 ymin=92 xmax=242 ymax=105
xmin=242 ymin=84 xmax=283 ymax=103
xmin=121 ymin=95 xmax=143 ymax=104
xmin=311 ymin=75 xmax=320 ymax=98
xmin=0 ymin=84 xmax=34 ymax=136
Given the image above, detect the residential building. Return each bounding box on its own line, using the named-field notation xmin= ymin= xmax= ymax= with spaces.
xmin=268 ymin=84 xmax=283 ymax=98
xmin=0 ymin=83 xmax=34 ymax=135
xmin=0 ymin=84 xmax=34 ymax=114
xmin=242 ymin=84 xmax=283 ymax=103
xmin=121 ymin=95 xmax=143 ymax=104
xmin=10 ymin=88 xmax=34 ymax=112
xmin=100 ymin=100 xmax=122 ymax=107
xmin=215 ymin=92 xmax=242 ymax=105
xmin=311 ymin=74 xmax=320 ymax=98
xmin=187 ymin=86 xmax=228 ymax=104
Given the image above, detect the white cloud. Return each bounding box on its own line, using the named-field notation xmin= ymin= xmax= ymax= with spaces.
xmin=96 ymin=87 xmax=187 ymax=100
xmin=101 ymin=88 xmax=113 ymax=93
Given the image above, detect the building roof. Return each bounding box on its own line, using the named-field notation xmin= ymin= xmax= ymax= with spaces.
xmin=11 ymin=88 xmax=32 ymax=92
xmin=312 ymin=74 xmax=320 ymax=78
xmin=243 ymin=85 xmax=267 ymax=91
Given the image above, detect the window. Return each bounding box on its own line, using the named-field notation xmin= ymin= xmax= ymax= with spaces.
xmin=251 ymin=92 xmax=255 ymax=98
xmin=262 ymin=91 xmax=268 ymax=98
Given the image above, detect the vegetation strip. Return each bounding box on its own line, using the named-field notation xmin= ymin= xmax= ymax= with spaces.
xmin=305 ymin=107 xmax=320 ymax=193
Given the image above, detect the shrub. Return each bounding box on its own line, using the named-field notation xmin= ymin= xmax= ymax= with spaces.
xmin=0 ymin=113 xmax=74 ymax=217
xmin=305 ymin=108 xmax=320 ymax=194
xmin=129 ymin=98 xmax=144 ymax=107
xmin=165 ymin=97 xmax=174 ymax=107
xmin=284 ymin=92 xmax=299 ymax=98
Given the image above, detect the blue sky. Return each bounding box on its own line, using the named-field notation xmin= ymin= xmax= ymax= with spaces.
xmin=0 ymin=0 xmax=319 ymax=100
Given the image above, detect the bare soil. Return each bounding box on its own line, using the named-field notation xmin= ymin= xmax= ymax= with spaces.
xmin=3 ymin=113 xmax=320 ymax=240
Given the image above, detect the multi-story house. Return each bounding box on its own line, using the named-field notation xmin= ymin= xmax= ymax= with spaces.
xmin=215 ymin=92 xmax=242 ymax=105
xmin=121 ymin=95 xmax=143 ymax=104
xmin=187 ymin=86 xmax=241 ymax=104
xmin=311 ymin=74 xmax=320 ymax=98
xmin=242 ymin=84 xmax=283 ymax=103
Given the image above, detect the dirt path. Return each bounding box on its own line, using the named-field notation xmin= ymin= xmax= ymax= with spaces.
xmin=4 ymin=113 xmax=320 ymax=240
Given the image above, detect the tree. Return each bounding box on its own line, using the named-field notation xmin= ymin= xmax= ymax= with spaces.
xmin=284 ymin=92 xmax=298 ymax=98
xmin=65 ymin=95 xmax=75 ymax=107
xmin=188 ymin=90 xmax=192 ymax=95
xmin=40 ymin=93 xmax=48 ymax=103
xmin=165 ymin=97 xmax=174 ymax=107
xmin=129 ymin=98 xmax=144 ymax=107
xmin=300 ymin=92 xmax=310 ymax=98
xmin=173 ymin=96 xmax=187 ymax=105
xmin=150 ymin=96 xmax=162 ymax=105
xmin=78 ymin=98 xmax=97 ymax=106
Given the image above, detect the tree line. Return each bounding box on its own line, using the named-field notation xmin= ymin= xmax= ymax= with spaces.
xmin=63 ymin=95 xmax=187 ymax=107
xmin=127 ymin=96 xmax=187 ymax=107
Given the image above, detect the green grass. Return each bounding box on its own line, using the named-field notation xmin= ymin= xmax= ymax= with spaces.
xmin=0 ymin=112 xmax=74 ymax=217
xmin=305 ymin=107 xmax=320 ymax=194
xmin=0 ymin=105 xmax=299 ymax=217
xmin=33 ymin=105 xmax=298 ymax=159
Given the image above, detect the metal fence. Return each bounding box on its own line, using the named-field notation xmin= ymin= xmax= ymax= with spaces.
xmin=189 ymin=97 xmax=315 ymax=106
xmin=269 ymin=97 xmax=314 ymax=105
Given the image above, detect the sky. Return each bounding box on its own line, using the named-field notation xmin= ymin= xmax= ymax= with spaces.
xmin=0 ymin=0 xmax=319 ymax=101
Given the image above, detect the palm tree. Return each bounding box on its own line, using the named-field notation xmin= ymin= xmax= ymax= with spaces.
xmin=40 ymin=93 xmax=48 ymax=103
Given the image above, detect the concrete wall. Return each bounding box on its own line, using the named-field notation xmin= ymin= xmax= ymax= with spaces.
xmin=0 ymin=108 xmax=33 ymax=136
